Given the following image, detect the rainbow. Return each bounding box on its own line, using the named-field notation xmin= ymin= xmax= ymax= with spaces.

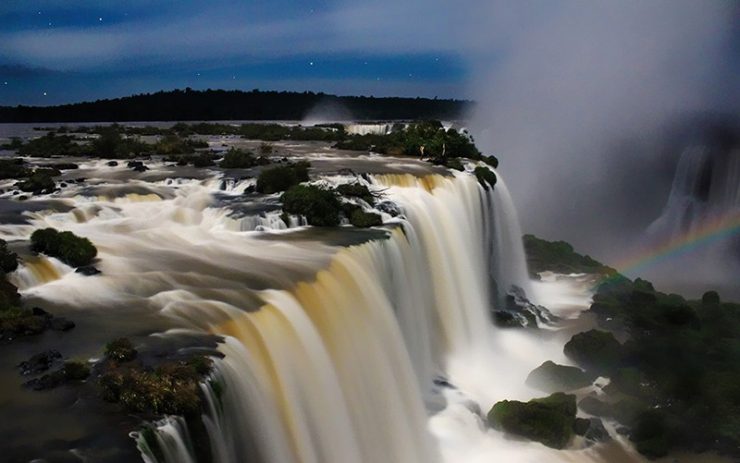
xmin=603 ymin=210 xmax=740 ymax=282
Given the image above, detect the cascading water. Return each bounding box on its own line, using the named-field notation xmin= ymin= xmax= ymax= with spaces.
xmin=0 ymin=153 xmax=637 ymax=463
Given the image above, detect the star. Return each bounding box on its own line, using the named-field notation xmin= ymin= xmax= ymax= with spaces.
xmin=99 ymin=17 xmax=103 ymax=22
xmin=309 ymin=61 xmax=314 ymax=66
xmin=3 ymin=82 xmax=7 ymax=85
xmin=43 ymin=92 xmax=47 ymax=96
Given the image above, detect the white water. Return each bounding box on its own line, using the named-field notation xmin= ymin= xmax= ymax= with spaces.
xmin=0 ymin=160 xmax=640 ymax=462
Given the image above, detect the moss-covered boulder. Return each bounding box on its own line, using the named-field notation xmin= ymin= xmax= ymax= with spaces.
xmin=30 ymin=228 xmax=97 ymax=267
xmin=17 ymin=169 xmax=58 ymax=194
xmin=349 ymin=209 xmax=382 ymax=228
xmin=256 ymin=161 xmax=310 ymax=193
xmin=281 ymin=185 xmax=341 ymax=226
xmin=474 ymin=166 xmax=497 ymax=190
xmin=564 ymin=329 xmax=622 ymax=372
xmin=488 ymin=392 xmax=577 ymax=449
xmin=526 ymin=361 xmax=597 ymax=393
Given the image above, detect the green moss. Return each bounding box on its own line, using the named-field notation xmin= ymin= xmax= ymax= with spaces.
xmin=281 ymin=185 xmax=340 ymax=226
xmin=334 ymin=183 xmax=376 ymax=205
xmin=31 ymin=228 xmax=98 ymax=267
xmin=256 ymin=161 xmax=310 ymax=194
xmin=105 ymin=337 xmax=138 ymax=362
xmin=488 ymin=393 xmax=577 ymax=449
xmin=349 ymin=209 xmax=382 ymax=228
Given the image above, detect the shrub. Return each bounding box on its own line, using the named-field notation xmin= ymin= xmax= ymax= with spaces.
xmin=256 ymin=161 xmax=310 ymax=194
xmin=474 ymin=166 xmax=497 ymax=190
xmin=281 ymin=185 xmax=340 ymax=226
xmin=334 ymin=183 xmax=376 ymax=205
xmin=220 ymin=148 xmax=257 ymax=168
xmin=0 ymin=159 xmax=30 ymax=179
xmin=105 ymin=337 xmax=138 ymax=362
xmin=30 ymin=228 xmax=97 ymax=267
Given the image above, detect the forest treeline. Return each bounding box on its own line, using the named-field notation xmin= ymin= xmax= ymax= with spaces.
xmin=0 ymin=89 xmax=472 ymax=123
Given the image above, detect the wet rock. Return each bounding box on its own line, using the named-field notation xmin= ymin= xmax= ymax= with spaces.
xmin=376 ymin=201 xmax=401 ymax=217
xmin=574 ymin=417 xmax=609 ymax=442
xmin=503 ymin=285 xmax=556 ymax=327
xmin=488 ymin=392 xmax=577 ymax=449
xmin=526 ymin=361 xmax=596 ymax=392
xmin=17 ymin=350 xmax=62 ymax=375
xmin=75 ymin=265 xmax=101 ymax=276
xmin=492 ymin=310 xmax=527 ymax=328
xmin=24 ymin=361 xmax=90 ymax=390
xmin=106 ymin=161 xmax=119 ymax=167
xmin=564 ymin=329 xmax=622 ymax=373
xmin=127 ymin=161 xmax=149 ymax=172
xmin=49 ymin=317 xmax=75 ymax=332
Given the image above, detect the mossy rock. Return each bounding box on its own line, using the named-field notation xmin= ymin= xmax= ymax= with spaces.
xmin=281 ymin=185 xmax=341 ymax=227
xmin=30 ymin=228 xmax=97 ymax=267
xmin=526 ymin=361 xmax=596 ymax=392
xmin=17 ymin=169 xmax=58 ymax=194
xmin=349 ymin=209 xmax=382 ymax=228
xmin=334 ymin=183 xmax=376 ymax=205
xmin=219 ymin=148 xmax=257 ymax=168
xmin=488 ymin=392 xmax=577 ymax=449
xmin=564 ymin=329 xmax=622 ymax=373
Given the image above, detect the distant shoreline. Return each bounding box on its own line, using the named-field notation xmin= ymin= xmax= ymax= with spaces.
xmin=0 ymin=88 xmax=473 ymax=123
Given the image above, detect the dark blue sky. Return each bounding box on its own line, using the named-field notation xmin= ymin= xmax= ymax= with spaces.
xmin=0 ymin=0 xmax=472 ymax=105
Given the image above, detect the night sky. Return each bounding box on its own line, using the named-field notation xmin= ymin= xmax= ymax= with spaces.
xmin=0 ymin=1 xmax=472 ymax=106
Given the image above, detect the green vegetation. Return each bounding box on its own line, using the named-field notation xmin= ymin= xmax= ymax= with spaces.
xmin=281 ymin=185 xmax=341 ymax=226
xmin=256 ymin=161 xmax=310 ymax=194
xmin=31 ymin=228 xmax=97 ymax=267
xmin=18 ymin=133 xmax=83 ymax=157
xmin=0 ymin=89 xmax=470 ymax=123
xmin=525 ymin=361 xmax=596 ymax=393
xmin=105 ymin=337 xmax=138 ymax=363
xmin=473 ymin=166 xmax=497 ymax=190
xmin=522 ymin=234 xmax=617 ymax=277
xmin=219 ymin=148 xmax=264 ymax=168
xmin=0 ymin=158 xmax=31 ymax=179
xmin=334 ymin=183 xmax=376 ymax=206
xmin=349 ymin=209 xmax=383 ymax=228
xmin=563 ymin=329 xmax=622 ymax=373
xmin=0 ymin=239 xmax=19 ymax=274
xmin=16 ymin=168 xmax=59 ymax=194
xmin=90 ymin=126 xmax=151 ymax=158
xmin=488 ymin=393 xmax=577 ymax=449
xmin=99 ymin=355 xmax=212 ymax=416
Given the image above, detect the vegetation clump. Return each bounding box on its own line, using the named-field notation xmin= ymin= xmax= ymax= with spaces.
xmin=0 ymin=239 xmax=19 ymax=274
xmin=256 ymin=161 xmax=310 ymax=194
xmin=0 ymin=158 xmax=31 ymax=179
xmin=98 ymin=355 xmax=212 ymax=416
xmin=523 ymin=234 xmax=617 ymax=277
xmin=473 ymin=166 xmax=497 ymax=190
xmin=23 ymin=360 xmax=90 ymax=390
xmin=488 ymin=393 xmax=577 ymax=449
xmin=30 ymin=228 xmax=97 ymax=267
xmin=281 ymin=185 xmax=341 ymax=226
xmin=219 ymin=148 xmax=259 ymax=168
xmin=16 ymin=168 xmax=59 ymax=194
xmin=105 ymin=338 xmax=138 ymax=363
xmin=334 ymin=183 xmax=376 ymax=205
xmin=564 ymin=329 xmax=622 ymax=372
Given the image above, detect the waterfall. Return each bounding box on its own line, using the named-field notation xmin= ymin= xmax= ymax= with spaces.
xmin=138 ymin=171 xmax=538 ymax=463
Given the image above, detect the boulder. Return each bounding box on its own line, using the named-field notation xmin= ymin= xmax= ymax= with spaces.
xmin=75 ymin=265 xmax=101 ymax=276
xmin=17 ymin=350 xmax=63 ymax=375
xmin=488 ymin=392 xmax=577 ymax=449
xmin=564 ymin=329 xmax=622 ymax=372
xmin=526 ymin=361 xmax=596 ymax=392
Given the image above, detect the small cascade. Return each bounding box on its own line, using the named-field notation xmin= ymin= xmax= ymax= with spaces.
xmin=344 ymin=123 xmax=397 ymax=136
xmin=10 ymin=255 xmax=72 ymax=289
xmin=136 ymin=416 xmax=197 ymax=463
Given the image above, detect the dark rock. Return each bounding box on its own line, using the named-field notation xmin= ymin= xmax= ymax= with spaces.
xmin=349 ymin=209 xmax=382 ymax=228
xmin=573 ymin=417 xmax=591 ymax=435
xmin=31 ymin=307 xmax=51 ymax=317
xmin=488 ymin=392 xmax=577 ymax=449
xmin=75 ymin=265 xmax=101 ymax=276
xmin=564 ymin=329 xmax=622 ymax=372
xmin=244 ymin=185 xmax=256 ymax=194
xmin=376 ymin=201 xmax=401 ymax=217
xmin=24 ymin=361 xmax=90 ymax=390
xmin=31 ymin=227 xmax=97 ymax=267
xmin=17 ymin=350 xmax=62 ymax=375
xmin=106 ymin=161 xmax=119 ymax=167
xmin=526 ymin=361 xmax=596 ymax=392
xmin=584 ymin=418 xmax=609 ymax=442
xmin=128 ymin=161 xmax=149 ymax=172
xmin=492 ymin=310 xmax=526 ymax=328
xmin=504 ymin=285 xmax=556 ymax=327
xmin=49 ymin=317 xmax=75 ymax=332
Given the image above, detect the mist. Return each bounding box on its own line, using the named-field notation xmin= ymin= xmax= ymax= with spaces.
xmin=467 ymin=0 xmax=739 ymax=275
